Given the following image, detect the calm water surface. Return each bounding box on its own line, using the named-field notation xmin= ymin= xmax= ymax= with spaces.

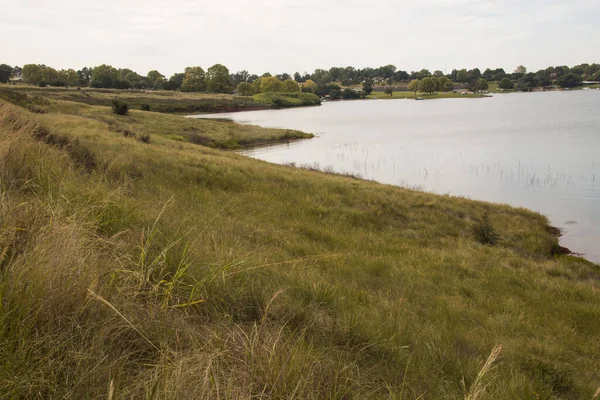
xmin=190 ymin=91 xmax=600 ymax=263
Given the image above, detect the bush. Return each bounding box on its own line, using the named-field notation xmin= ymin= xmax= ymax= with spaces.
xmin=111 ymin=99 xmax=129 ymax=115
xmin=139 ymin=133 xmax=151 ymax=143
xmin=140 ymin=103 xmax=151 ymax=111
xmin=473 ymin=212 xmax=499 ymax=245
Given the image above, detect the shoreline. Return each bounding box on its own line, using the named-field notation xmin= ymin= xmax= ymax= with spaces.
xmin=203 ymin=104 xmax=596 ymax=265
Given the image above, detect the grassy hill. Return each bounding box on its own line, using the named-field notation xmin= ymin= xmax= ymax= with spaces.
xmin=0 ymin=98 xmax=599 ymax=399
xmin=0 ymin=84 xmax=321 ymax=114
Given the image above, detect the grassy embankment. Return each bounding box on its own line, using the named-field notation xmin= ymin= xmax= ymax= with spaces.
xmin=1 ymin=97 xmax=600 ymax=399
xmin=486 ymin=82 xmax=600 ymax=93
xmin=0 ymin=84 xmax=321 ymax=114
xmin=0 ymin=89 xmax=312 ymax=149
xmin=369 ymin=91 xmax=483 ymax=100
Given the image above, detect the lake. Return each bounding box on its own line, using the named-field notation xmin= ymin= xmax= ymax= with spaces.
xmin=190 ymin=91 xmax=600 ymax=263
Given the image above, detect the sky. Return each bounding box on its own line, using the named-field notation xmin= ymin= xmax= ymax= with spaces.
xmin=1 ymin=0 xmax=599 ymax=77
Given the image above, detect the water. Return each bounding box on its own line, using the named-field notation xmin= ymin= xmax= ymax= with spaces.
xmin=189 ymin=91 xmax=600 ymax=263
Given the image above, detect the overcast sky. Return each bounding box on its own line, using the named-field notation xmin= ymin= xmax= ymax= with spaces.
xmin=1 ymin=0 xmax=598 ymax=76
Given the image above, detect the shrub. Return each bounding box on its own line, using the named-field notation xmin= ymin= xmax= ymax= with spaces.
xmin=139 ymin=133 xmax=151 ymax=143
xmin=473 ymin=212 xmax=499 ymax=245
xmin=111 ymin=99 xmax=129 ymax=115
xmin=140 ymin=103 xmax=151 ymax=111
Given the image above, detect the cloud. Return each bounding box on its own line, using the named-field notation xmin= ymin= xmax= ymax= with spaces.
xmin=1 ymin=0 xmax=597 ymax=76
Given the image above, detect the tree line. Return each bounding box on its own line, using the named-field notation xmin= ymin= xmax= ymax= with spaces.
xmin=1 ymin=62 xmax=598 ymax=95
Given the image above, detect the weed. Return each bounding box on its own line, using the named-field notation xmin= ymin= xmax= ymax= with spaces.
xmin=473 ymin=212 xmax=499 ymax=245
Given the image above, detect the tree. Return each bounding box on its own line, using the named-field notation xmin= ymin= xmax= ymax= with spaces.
xmin=281 ymin=79 xmax=299 ymax=92
xmin=482 ymin=68 xmax=494 ymax=81
xmin=534 ymin=71 xmax=551 ymax=87
xmin=393 ymin=70 xmax=410 ymax=81
xmin=450 ymin=69 xmax=458 ymax=81
xmin=515 ymin=73 xmax=536 ymax=92
xmin=0 ymin=64 xmax=12 ymax=83
xmin=362 ymin=81 xmax=373 ymax=95
xmin=327 ymin=85 xmax=342 ymax=100
xmin=466 ymin=77 xmax=486 ymax=93
xmin=557 ymin=72 xmax=582 ymax=88
xmin=492 ymin=68 xmax=506 ymax=81
xmin=146 ymin=70 xmax=166 ymax=90
xmin=476 ymin=78 xmax=488 ymax=93
xmin=433 ymin=70 xmax=444 ymax=77
xmin=206 ymin=64 xmax=233 ymax=93
xmin=231 ymin=70 xmax=250 ymax=86
xmin=91 ymin=64 xmax=118 ymax=88
xmin=419 ymin=77 xmax=436 ymax=94
xmin=77 ymin=67 xmax=92 ymax=86
xmin=408 ymin=79 xmax=421 ymax=94
xmin=302 ymin=79 xmax=317 ymax=93
xmin=41 ymin=66 xmax=59 ymax=86
xmin=456 ymin=69 xmax=469 ymax=83
xmin=164 ymin=73 xmax=185 ymax=91
xmin=498 ymin=77 xmax=514 ymax=90
xmin=181 ymin=66 xmax=206 ymax=92
xmin=439 ymin=76 xmax=453 ymax=92
xmin=64 ymin=69 xmax=79 ymax=87
xmin=236 ymin=82 xmax=254 ymax=96
xmin=293 ymin=72 xmax=303 ymax=82
xmin=22 ymin=64 xmax=43 ymax=85
xmin=259 ymin=76 xmax=282 ymax=93
xmin=410 ymin=69 xmax=431 ymax=80
xmin=11 ymin=66 xmax=22 ymax=79
xmin=124 ymin=71 xmax=145 ymax=89
xmin=514 ymin=65 xmax=527 ymax=74
xmin=468 ymin=68 xmax=481 ymax=80
xmin=252 ymin=77 xmax=263 ymax=94
xmin=384 ymin=87 xmax=393 ymax=96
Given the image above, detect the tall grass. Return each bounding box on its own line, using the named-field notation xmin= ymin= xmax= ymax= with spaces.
xmin=0 ymin=100 xmax=599 ymax=398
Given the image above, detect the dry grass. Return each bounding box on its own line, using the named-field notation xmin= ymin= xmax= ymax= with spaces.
xmin=0 ymin=99 xmax=599 ymax=398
